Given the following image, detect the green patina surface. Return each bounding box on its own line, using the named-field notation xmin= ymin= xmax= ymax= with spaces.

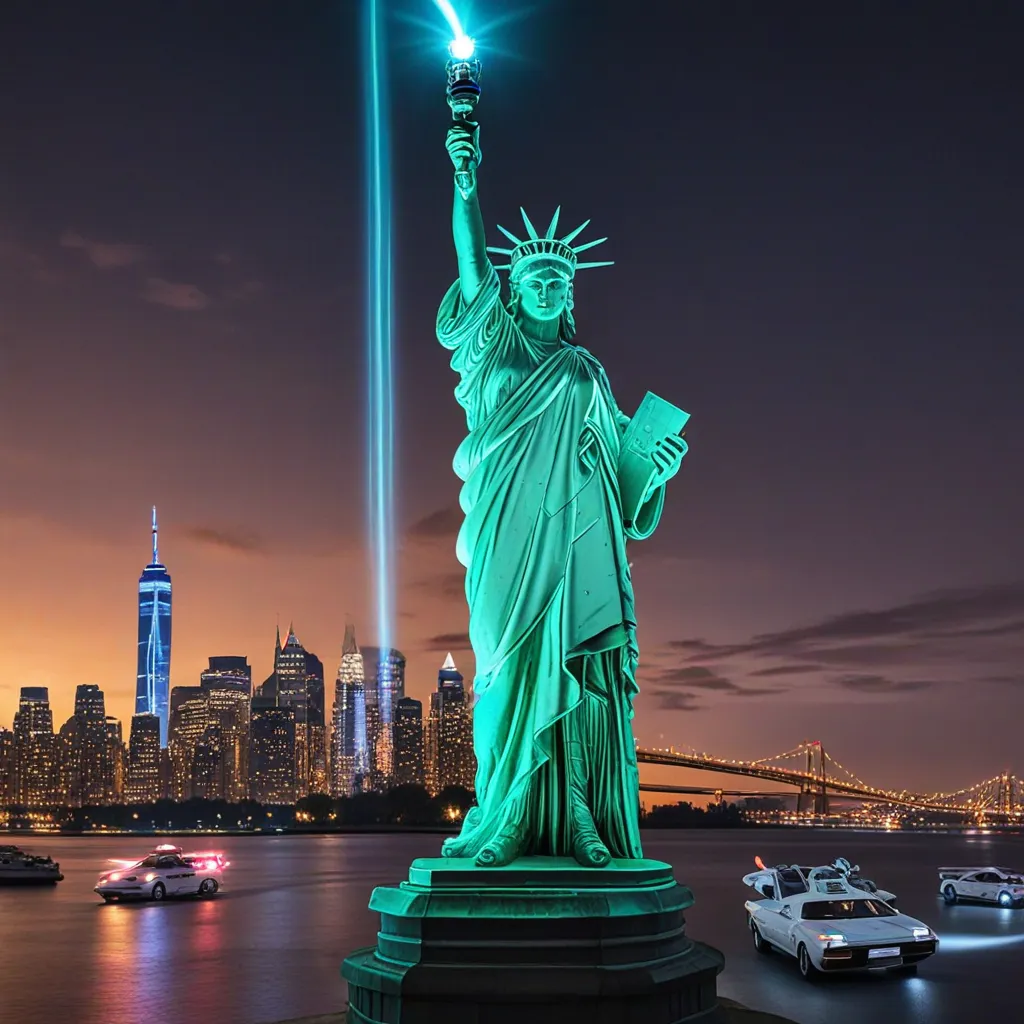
xmin=437 ymin=120 xmax=689 ymax=871
xmin=370 ymin=856 xmax=693 ymax=922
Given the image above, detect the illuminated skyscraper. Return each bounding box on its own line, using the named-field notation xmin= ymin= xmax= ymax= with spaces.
xmin=0 ymin=727 xmax=13 ymax=804
xmin=201 ymin=656 xmax=251 ymax=693
xmin=126 ymin=713 xmax=161 ymax=803
xmin=249 ymin=697 xmax=295 ymax=803
xmin=275 ymin=625 xmax=311 ymax=796
xmin=12 ymin=687 xmax=55 ymax=807
xmin=74 ymin=684 xmax=108 ymax=806
xmin=168 ymin=686 xmax=208 ymax=800
xmin=104 ymin=716 xmax=125 ymax=804
xmin=393 ymin=697 xmax=424 ymax=787
xmin=201 ymin=657 xmax=252 ymax=801
xmin=331 ymin=624 xmax=366 ymax=797
xmin=136 ymin=507 xmax=172 ymax=747
xmin=305 ymin=651 xmax=328 ymax=794
xmin=362 ymin=645 xmax=405 ymax=790
xmin=426 ymin=653 xmax=475 ymax=794
xmin=56 ymin=716 xmax=81 ymax=806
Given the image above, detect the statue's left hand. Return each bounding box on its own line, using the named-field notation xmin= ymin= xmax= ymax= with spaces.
xmin=647 ymin=435 xmax=687 ymax=494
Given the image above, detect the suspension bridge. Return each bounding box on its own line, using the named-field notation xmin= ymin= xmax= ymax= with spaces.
xmin=636 ymin=741 xmax=1023 ymax=818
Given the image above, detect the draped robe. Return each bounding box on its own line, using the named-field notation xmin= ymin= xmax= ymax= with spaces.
xmin=436 ymin=264 xmax=666 ymax=860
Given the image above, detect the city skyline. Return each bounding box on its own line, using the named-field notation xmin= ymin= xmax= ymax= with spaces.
xmin=0 ymin=642 xmax=472 ymax=810
xmin=1 ymin=2 xmax=1023 ymax=794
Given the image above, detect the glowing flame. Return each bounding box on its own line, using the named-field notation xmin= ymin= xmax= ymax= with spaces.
xmin=754 ymin=855 xmax=766 ymax=870
xmin=449 ymin=35 xmax=475 ymax=60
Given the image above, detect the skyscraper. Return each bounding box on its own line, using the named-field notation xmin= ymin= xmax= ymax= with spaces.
xmin=305 ymin=651 xmax=328 ymax=795
xmin=201 ymin=657 xmax=252 ymax=801
xmin=275 ymin=625 xmax=310 ymax=796
xmin=361 ymin=645 xmax=406 ymax=790
xmin=0 ymin=727 xmax=13 ymax=804
xmin=12 ymin=687 xmax=55 ymax=807
xmin=56 ymin=715 xmax=81 ymax=807
xmin=136 ymin=507 xmax=172 ymax=747
xmin=126 ymin=713 xmax=162 ymax=803
xmin=201 ymin=656 xmax=252 ymax=693
xmin=249 ymin=697 xmax=295 ymax=803
xmin=74 ymin=684 xmax=108 ymax=806
xmin=103 ymin=716 xmax=125 ymax=804
xmin=331 ymin=624 xmax=366 ymax=797
xmin=426 ymin=653 xmax=475 ymax=795
xmin=393 ymin=697 xmax=424 ymax=787
xmin=168 ymin=686 xmax=208 ymax=800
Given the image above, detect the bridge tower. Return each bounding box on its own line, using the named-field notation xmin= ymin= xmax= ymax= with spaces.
xmin=996 ymin=773 xmax=1017 ymax=816
xmin=796 ymin=741 xmax=830 ymax=816
xmin=816 ymin=741 xmax=830 ymax=816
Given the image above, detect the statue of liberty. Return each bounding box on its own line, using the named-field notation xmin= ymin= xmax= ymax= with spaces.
xmin=437 ymin=120 xmax=688 ymax=869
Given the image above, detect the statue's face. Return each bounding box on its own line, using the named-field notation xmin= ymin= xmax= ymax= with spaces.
xmin=514 ymin=264 xmax=571 ymax=323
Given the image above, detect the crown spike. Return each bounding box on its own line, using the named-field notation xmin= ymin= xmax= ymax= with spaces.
xmin=486 ymin=246 xmax=515 ymax=255
xmin=496 ymin=224 xmax=523 ymax=246
xmin=520 ymin=207 xmax=540 ymax=240
xmin=572 ymin=236 xmax=608 ymax=254
xmin=561 ymin=219 xmax=591 ymax=245
xmin=545 ymin=206 xmax=561 ymax=240
xmin=575 ymin=260 xmax=615 ymax=269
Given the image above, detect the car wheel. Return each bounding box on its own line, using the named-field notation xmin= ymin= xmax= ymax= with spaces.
xmin=942 ymin=884 xmax=958 ymax=905
xmin=199 ymin=878 xmax=218 ymax=897
xmin=797 ymin=944 xmax=819 ymax=981
xmin=750 ymin=918 xmax=770 ymax=954
xmin=151 ymin=882 xmax=166 ymax=902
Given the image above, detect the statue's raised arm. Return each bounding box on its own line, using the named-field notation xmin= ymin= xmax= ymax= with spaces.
xmin=445 ymin=122 xmax=488 ymax=305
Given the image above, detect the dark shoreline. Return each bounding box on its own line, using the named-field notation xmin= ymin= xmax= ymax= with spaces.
xmin=6 ymin=822 xmax=1018 ymax=838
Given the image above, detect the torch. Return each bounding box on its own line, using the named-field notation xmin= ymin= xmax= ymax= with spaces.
xmin=445 ymin=33 xmax=480 ymax=200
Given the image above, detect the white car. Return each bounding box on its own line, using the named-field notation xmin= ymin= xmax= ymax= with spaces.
xmin=95 ymin=844 xmax=228 ymax=903
xmin=938 ymin=866 xmax=1024 ymax=907
xmin=751 ymin=857 xmax=899 ymax=907
xmin=744 ymin=860 xmax=938 ymax=979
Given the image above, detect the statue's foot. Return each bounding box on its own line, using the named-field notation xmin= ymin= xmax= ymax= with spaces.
xmin=474 ymin=826 xmax=521 ymax=868
xmin=573 ymin=834 xmax=612 ymax=868
xmin=570 ymin=801 xmax=612 ymax=868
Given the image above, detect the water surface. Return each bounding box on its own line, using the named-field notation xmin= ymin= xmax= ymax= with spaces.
xmin=2 ymin=830 xmax=1021 ymax=1023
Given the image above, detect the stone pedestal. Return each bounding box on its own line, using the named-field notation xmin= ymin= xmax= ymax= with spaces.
xmin=342 ymin=857 xmax=724 ymax=1024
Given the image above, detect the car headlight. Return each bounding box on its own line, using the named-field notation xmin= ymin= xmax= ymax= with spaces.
xmin=912 ymin=927 xmax=933 ymax=939
xmin=816 ymin=932 xmax=847 ymax=947
xmin=144 ymin=873 xmax=156 ymax=882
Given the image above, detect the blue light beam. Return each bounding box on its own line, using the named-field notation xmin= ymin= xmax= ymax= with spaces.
xmin=364 ymin=0 xmax=395 ymax=663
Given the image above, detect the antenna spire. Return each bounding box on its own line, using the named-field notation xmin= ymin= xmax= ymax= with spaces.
xmin=151 ymin=505 xmax=159 ymax=563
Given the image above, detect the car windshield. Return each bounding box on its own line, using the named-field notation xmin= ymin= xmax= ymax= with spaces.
xmin=801 ymin=899 xmax=897 ymax=920
xmin=138 ymin=855 xmax=160 ymax=867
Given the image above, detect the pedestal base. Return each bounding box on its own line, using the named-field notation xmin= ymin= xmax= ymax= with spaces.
xmin=342 ymin=856 xmax=724 ymax=1024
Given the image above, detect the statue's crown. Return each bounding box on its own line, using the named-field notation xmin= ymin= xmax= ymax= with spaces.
xmin=487 ymin=207 xmax=613 ymax=279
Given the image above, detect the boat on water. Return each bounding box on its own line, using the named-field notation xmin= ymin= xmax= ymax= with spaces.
xmin=0 ymin=844 xmax=64 ymax=884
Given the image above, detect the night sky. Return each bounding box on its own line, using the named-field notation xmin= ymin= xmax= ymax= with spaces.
xmin=1 ymin=1 xmax=1022 ymax=794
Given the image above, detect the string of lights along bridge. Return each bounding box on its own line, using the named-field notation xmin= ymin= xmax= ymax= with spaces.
xmin=637 ymin=741 xmax=1024 ymax=818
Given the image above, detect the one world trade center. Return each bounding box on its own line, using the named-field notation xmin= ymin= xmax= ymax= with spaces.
xmin=136 ymin=506 xmax=172 ymax=746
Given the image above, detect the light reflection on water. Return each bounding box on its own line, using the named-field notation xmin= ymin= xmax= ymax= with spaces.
xmin=2 ymin=830 xmax=1024 ymax=1024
